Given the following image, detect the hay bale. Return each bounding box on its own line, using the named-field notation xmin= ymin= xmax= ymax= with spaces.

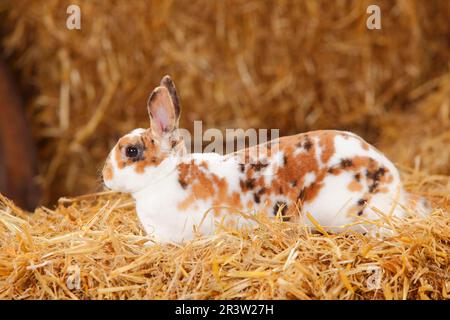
xmin=378 ymin=72 xmax=450 ymax=176
xmin=0 ymin=0 xmax=449 ymax=202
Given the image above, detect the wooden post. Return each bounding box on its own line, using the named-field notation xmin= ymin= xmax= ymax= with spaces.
xmin=0 ymin=58 xmax=40 ymax=210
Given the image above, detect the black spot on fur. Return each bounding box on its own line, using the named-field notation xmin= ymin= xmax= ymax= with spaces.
xmin=369 ymin=182 xmax=379 ymax=193
xmin=283 ymin=155 xmax=288 ymax=166
xmin=254 ymin=187 xmax=266 ymax=204
xmin=250 ymin=162 xmax=268 ymax=171
xmin=245 ymin=178 xmax=256 ymax=190
xmin=304 ymin=139 xmax=313 ymax=151
xmin=374 ymin=167 xmax=386 ymax=181
xmin=354 ymin=173 xmax=361 ymax=181
xmin=366 ymin=166 xmax=386 ymax=194
xmin=340 ymin=158 xmax=353 ymax=168
xmin=357 ymin=210 xmax=364 ymax=216
xmin=357 ymin=198 xmax=366 ymax=206
xmin=297 ymin=188 xmax=306 ymax=202
xmin=367 ymin=166 xmax=386 ymax=182
xmin=239 ymin=164 xmax=245 ymax=173
xmin=273 ymin=201 xmax=288 ymax=220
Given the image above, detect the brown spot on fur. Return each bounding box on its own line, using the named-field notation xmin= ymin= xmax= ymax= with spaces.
xmin=114 ymin=130 xmax=164 ymax=173
xmin=319 ymin=131 xmax=336 ymax=163
xmin=177 ymin=160 xmax=240 ymax=214
xmin=178 ymin=178 xmax=188 ymax=189
xmin=230 ymin=192 xmax=243 ymax=209
xmin=386 ymin=175 xmax=394 ymax=183
xmin=348 ymin=180 xmax=363 ymax=192
xmin=379 ymin=187 xmax=389 ymax=193
xmin=304 ymin=182 xmax=323 ymax=202
xmin=103 ymin=162 xmax=114 ymax=180
xmin=361 ymin=141 xmax=369 ymax=151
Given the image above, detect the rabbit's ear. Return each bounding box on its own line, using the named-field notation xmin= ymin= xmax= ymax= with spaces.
xmin=160 ymin=75 xmax=181 ymax=121
xmin=147 ymin=86 xmax=178 ymax=136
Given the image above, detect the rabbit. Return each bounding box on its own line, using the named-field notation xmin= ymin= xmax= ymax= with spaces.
xmin=102 ymin=75 xmax=431 ymax=243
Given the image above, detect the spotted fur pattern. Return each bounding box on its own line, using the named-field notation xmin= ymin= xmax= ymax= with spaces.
xmin=103 ymin=128 xmax=430 ymax=243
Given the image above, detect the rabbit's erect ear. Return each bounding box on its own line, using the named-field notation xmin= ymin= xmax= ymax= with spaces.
xmin=147 ymin=85 xmax=179 ymax=136
xmin=160 ymin=75 xmax=181 ymax=120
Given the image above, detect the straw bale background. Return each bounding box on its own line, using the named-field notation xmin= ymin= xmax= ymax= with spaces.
xmin=0 ymin=0 xmax=448 ymax=300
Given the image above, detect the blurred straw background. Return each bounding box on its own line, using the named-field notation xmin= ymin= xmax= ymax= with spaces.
xmin=0 ymin=0 xmax=448 ymax=203
xmin=0 ymin=0 xmax=448 ymax=300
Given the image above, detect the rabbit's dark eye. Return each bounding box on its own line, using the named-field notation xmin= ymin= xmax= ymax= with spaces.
xmin=125 ymin=146 xmax=139 ymax=158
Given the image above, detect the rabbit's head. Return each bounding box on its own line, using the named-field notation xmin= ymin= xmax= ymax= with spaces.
xmin=102 ymin=76 xmax=185 ymax=193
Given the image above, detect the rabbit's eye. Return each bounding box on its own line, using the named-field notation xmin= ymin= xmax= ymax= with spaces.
xmin=125 ymin=145 xmax=139 ymax=158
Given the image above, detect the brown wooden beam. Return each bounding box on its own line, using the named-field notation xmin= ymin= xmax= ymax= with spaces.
xmin=0 ymin=58 xmax=40 ymax=211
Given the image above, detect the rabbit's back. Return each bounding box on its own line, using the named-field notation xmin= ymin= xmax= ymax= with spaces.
xmin=228 ymin=130 xmax=416 ymax=229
